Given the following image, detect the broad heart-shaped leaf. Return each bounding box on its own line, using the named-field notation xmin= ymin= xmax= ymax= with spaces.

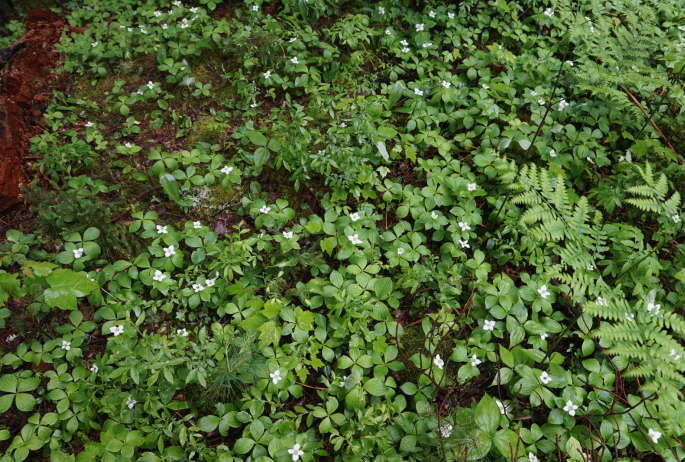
xmin=247 ymin=130 xmax=268 ymax=146
xmin=0 ymin=374 xmax=17 ymax=393
xmin=345 ymin=386 xmax=366 ymax=410
xmin=198 ymin=415 xmax=220 ymax=432
xmin=474 ymin=394 xmax=500 ymax=434
xmin=44 ymin=269 xmax=99 ymax=310
xmin=160 ymin=173 xmax=181 ymax=203
xmin=233 ymin=438 xmax=255 ymax=454
xmin=0 ymin=394 xmax=13 ymax=413
xmin=374 ymin=277 xmax=393 ymax=300
xmin=363 ymin=378 xmax=388 ymax=396
xmin=14 ymin=393 xmax=36 ymax=412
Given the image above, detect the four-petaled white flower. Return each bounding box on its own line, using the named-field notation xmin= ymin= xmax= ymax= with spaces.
xmin=90 ymin=364 xmax=98 ymax=373
xmin=471 ymin=354 xmax=481 ymax=367
xmin=673 ymin=214 xmax=680 ymax=223
xmin=531 ymin=90 xmax=537 ymax=96
xmin=283 ymin=231 xmax=294 ymax=239
xmin=348 ymin=234 xmax=362 ymax=245
xmin=85 ymin=121 xmax=93 ymax=128
xmin=482 ymin=84 xmax=489 ymax=89
xmin=157 ymin=225 xmax=168 ymax=234
xmin=416 ymin=23 xmax=424 ymax=31
xmin=414 ymin=88 xmax=424 ymax=96
xmin=192 ymin=284 xmax=204 ymax=293
xmin=647 ymin=302 xmax=660 ymax=316
xmin=458 ymin=222 xmax=471 ymax=231
xmin=252 ymin=5 xmax=258 ymax=11
xmin=126 ymin=396 xmax=136 ymax=409
xmin=440 ymin=423 xmax=453 ymax=438
xmin=442 ymin=81 xmax=451 ymax=88
xmin=62 ymin=340 xmax=71 ymax=351
xmin=402 ymin=47 xmax=410 ymax=53
xmin=448 ymin=12 xmax=455 ymax=19
xmin=73 ymin=248 xmax=84 ymax=259
xmin=110 ymin=325 xmax=124 ymax=336
xmin=92 ymin=41 xmax=98 ymax=47
xmin=162 ymin=23 xmax=168 ymax=29
xmin=563 ymin=400 xmax=578 ymax=416
xmin=543 ymin=8 xmax=554 ymax=17
xmin=541 ymin=332 xmax=548 ymax=340
xmin=291 ymin=57 xmax=299 ymax=64
xmin=529 ymin=453 xmax=539 ymax=462
xmin=483 ymin=320 xmax=496 ymax=331
xmin=468 ymin=183 xmax=477 ymax=191
xmin=340 ymin=122 xmax=347 ymax=127
xmin=206 ymin=277 xmax=216 ymax=287
xmin=189 ymin=7 xmax=197 ymax=13
xmin=288 ymin=443 xmax=304 ymax=461
xmin=429 ymin=11 xmax=436 ymax=18
xmin=540 ymin=371 xmax=552 ymax=384
xmin=434 ymin=354 xmax=445 ymax=369
xmin=558 ymin=99 xmax=569 ymax=110
xmin=648 ymin=428 xmax=661 ymax=444
xmin=153 ymin=270 xmax=166 ymax=282
xmin=147 ymin=81 xmax=154 ymax=90
xmin=431 ymin=211 xmax=439 ymax=220
xmin=154 ymin=11 xmax=161 ymax=17
xmin=496 ymin=400 xmax=506 ymax=415
xmin=350 ymin=212 xmax=360 ymax=222
xmin=587 ymin=264 xmax=594 ymax=271
xmin=378 ymin=6 xmax=385 ymax=14
xmin=397 ymin=247 xmax=405 ymax=255
xmin=164 ymin=245 xmax=176 ymax=257
xmin=221 ymin=166 xmax=233 ymax=174
xmin=422 ymin=42 xmax=432 ymax=48
xmin=177 ymin=328 xmax=189 ymax=337
xmin=270 ymin=370 xmax=282 ymax=384
xmin=400 ymin=40 xmax=408 ymax=46
xmin=260 ymin=205 xmax=271 ymax=214
xmin=550 ymin=149 xmax=556 ymax=157
xmin=538 ymin=284 xmax=550 ymax=299
xmin=194 ymin=221 xmax=202 ymax=229
xmin=459 ymin=240 xmax=469 ymax=249
xmin=263 ymin=70 xmax=271 ymax=79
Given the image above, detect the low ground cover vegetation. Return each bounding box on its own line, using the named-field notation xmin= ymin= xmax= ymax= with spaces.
xmin=2 ymin=0 xmax=685 ymax=461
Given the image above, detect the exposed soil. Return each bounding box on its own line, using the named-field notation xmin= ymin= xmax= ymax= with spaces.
xmin=0 ymin=9 xmax=83 ymax=212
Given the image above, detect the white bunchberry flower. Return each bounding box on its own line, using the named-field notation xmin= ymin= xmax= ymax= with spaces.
xmin=180 ymin=23 xmax=188 ymax=29
xmin=440 ymin=423 xmax=453 ymax=438
xmin=401 ymin=47 xmax=410 ymax=53
xmin=154 ymin=11 xmax=161 ymax=17
xmin=648 ymin=428 xmax=661 ymax=444
xmin=459 ymin=240 xmax=470 ymax=249
xmin=541 ymin=332 xmax=548 ymax=340
xmin=340 ymin=122 xmax=347 ymax=128
xmin=205 ymin=277 xmax=216 ymax=287
xmin=496 ymin=400 xmax=506 ymax=415
xmin=540 ymin=371 xmax=552 ymax=384
xmin=153 ymin=270 xmax=166 ymax=282
xmin=414 ymin=88 xmax=424 ymax=96
xmin=128 ymin=27 xmax=133 ymax=32
xmin=156 ymin=225 xmax=168 ymax=234
xmin=543 ymin=8 xmax=553 ymax=17
xmin=110 ymin=325 xmax=124 ymax=336
xmin=529 ymin=453 xmax=539 ymax=462
xmin=397 ymin=247 xmax=405 ymax=255
xmin=288 ymin=443 xmax=304 ymax=461
xmin=566 ymin=61 xmax=574 ymax=67
xmin=378 ymin=6 xmax=385 ymax=14
xmin=538 ymin=99 xmax=545 ymax=106
xmin=558 ymin=99 xmax=569 ymax=110
xmin=126 ymin=396 xmax=136 ymax=409
xmin=538 ymin=284 xmax=550 ymax=299
xmin=482 ymin=84 xmax=489 ymax=89
xmin=92 ymin=41 xmax=98 ymax=47
xmin=348 ymin=234 xmax=362 ymax=245
xmin=62 ymin=340 xmax=71 ymax=351
xmin=647 ymin=302 xmax=661 ymax=316
xmin=291 ymin=57 xmax=299 ymax=64
xmin=563 ymin=400 xmax=579 ymax=416
xmin=416 ymin=23 xmax=424 ymax=31
xmin=434 ymin=354 xmax=444 ymax=369
xmin=448 ymin=12 xmax=454 ymax=19
xmin=283 ymin=231 xmax=294 ymax=239
xmin=483 ymin=320 xmax=496 ymax=331
xmin=260 ymin=205 xmax=271 ymax=214
xmin=177 ymin=328 xmax=189 ymax=337
xmin=429 ymin=11 xmax=436 ymax=18
xmin=263 ymin=70 xmax=271 ymax=79
xmin=270 ymin=370 xmax=282 ymax=384
xmin=550 ymin=149 xmax=556 ymax=157
xmin=173 ymin=1 xmax=181 ymax=6
xmin=136 ymin=90 xmax=143 ymax=95
xmin=162 ymin=23 xmax=168 ymax=29
xmin=252 ymin=5 xmax=258 ymax=11
xmin=147 ymin=81 xmax=154 ymax=90
xmin=289 ymin=37 xmax=296 ymax=42
xmin=73 ymin=248 xmax=84 ymax=259
xmin=90 ymin=364 xmax=98 ymax=373
xmin=85 ymin=121 xmax=93 ymax=127
xmin=471 ymin=354 xmax=481 ymax=367
xmin=458 ymin=222 xmax=471 ymax=231
xmin=442 ymin=81 xmax=451 ymax=88
xmin=193 ymin=221 xmax=201 ymax=229
xmin=163 ymin=245 xmax=176 ymax=257
xmin=400 ymin=40 xmax=408 ymax=46
xmin=431 ymin=211 xmax=438 ymax=220
xmin=422 ymin=42 xmax=432 ymax=48
xmin=531 ymin=90 xmax=537 ymax=96
xmin=192 ymin=283 xmax=204 ymax=293
xmin=350 ymin=212 xmax=360 ymax=222
xmin=221 ymin=166 xmax=233 ymax=174
xmin=189 ymin=7 xmax=197 ymax=13
xmin=673 ymin=214 xmax=680 ymax=223
xmin=385 ymin=28 xmax=391 ymax=36
xmin=468 ymin=183 xmax=477 ymax=191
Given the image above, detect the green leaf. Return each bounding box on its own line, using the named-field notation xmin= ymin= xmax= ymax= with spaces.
xmin=0 ymin=394 xmax=13 ymax=413
xmin=474 ymin=394 xmax=500 ymax=434
xmin=198 ymin=415 xmax=220 ymax=432
xmin=374 ymin=278 xmax=393 ymax=300
xmin=363 ymin=378 xmax=388 ymax=396
xmin=345 ymin=387 xmax=366 ymax=410
xmin=160 ymin=173 xmax=182 ymax=203
xmin=376 ymin=141 xmax=389 ymax=161
xmin=233 ymin=438 xmax=255 ymax=454
xmin=15 ymin=393 xmax=36 ymax=412
xmin=44 ymin=270 xmax=98 ymax=310
xmin=248 ymin=131 xmax=268 ymax=146
xmin=0 ymin=374 xmax=17 ymax=393
xmin=83 ymin=227 xmax=100 ymax=241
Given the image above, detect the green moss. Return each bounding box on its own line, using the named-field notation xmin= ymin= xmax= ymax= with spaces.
xmin=186 ymin=116 xmax=227 ymax=149
xmin=184 ymin=182 xmax=240 ymax=221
